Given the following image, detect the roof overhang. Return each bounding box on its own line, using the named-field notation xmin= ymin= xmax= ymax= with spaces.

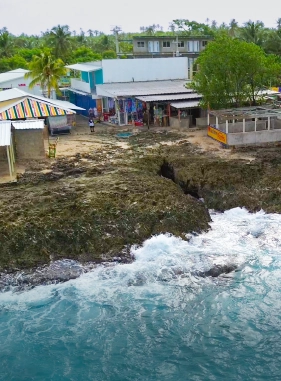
xmin=12 ymin=120 xmax=45 ymax=130
xmin=170 ymin=100 xmax=200 ymax=109
xmin=136 ymin=93 xmax=200 ymax=102
xmin=66 ymin=64 xmax=102 ymax=72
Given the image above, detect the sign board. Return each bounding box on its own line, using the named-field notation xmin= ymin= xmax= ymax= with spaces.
xmin=207 ymin=125 xmax=227 ymax=144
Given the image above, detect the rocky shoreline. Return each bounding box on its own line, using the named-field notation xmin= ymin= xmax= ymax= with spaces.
xmin=1 ymin=130 xmax=281 ymax=284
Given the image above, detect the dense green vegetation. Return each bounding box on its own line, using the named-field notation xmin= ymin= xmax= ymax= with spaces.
xmin=190 ymin=36 xmax=281 ymax=109
xmin=1 ymin=18 xmax=281 ymax=72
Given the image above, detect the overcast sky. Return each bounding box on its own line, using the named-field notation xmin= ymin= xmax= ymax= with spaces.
xmin=2 ymin=0 xmax=281 ymax=36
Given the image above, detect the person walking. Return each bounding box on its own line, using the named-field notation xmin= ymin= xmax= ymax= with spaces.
xmin=89 ymin=118 xmax=95 ymax=132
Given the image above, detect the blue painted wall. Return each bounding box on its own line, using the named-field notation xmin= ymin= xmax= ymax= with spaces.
xmin=81 ymin=71 xmax=89 ymax=83
xmin=94 ymin=69 xmax=103 ymax=85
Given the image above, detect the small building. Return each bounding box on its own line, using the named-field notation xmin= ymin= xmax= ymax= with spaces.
xmin=0 ymin=68 xmax=43 ymax=96
xmin=96 ymin=80 xmax=202 ymax=127
xmin=0 ymin=89 xmax=85 ymax=181
xmin=207 ymin=106 xmax=281 ymax=146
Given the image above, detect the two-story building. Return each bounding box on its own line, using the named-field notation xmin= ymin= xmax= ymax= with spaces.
xmin=65 ymin=57 xmax=204 ymax=127
xmin=133 ymin=35 xmax=212 ymax=78
xmin=64 ymin=62 xmax=104 ymax=116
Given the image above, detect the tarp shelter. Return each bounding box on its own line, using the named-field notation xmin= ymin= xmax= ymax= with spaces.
xmin=0 ymin=121 xmax=15 ymax=180
xmin=0 ymin=88 xmax=80 ymax=120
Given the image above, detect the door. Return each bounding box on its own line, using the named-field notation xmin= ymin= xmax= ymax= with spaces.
xmin=154 ymin=41 xmax=160 ymax=53
xmin=148 ymin=41 xmax=153 ymax=53
xmin=148 ymin=41 xmax=160 ymax=53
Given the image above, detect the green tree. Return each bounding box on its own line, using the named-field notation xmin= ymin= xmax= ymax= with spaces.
xmin=264 ymin=29 xmax=281 ymax=56
xmin=172 ymin=19 xmax=214 ymax=36
xmin=102 ymin=50 xmax=117 ymax=59
xmin=25 ymin=51 xmax=66 ymax=98
xmin=48 ymin=25 xmax=72 ymax=60
xmin=70 ymin=46 xmax=102 ymax=63
xmin=239 ymin=20 xmax=265 ymax=46
xmin=190 ymin=36 xmax=281 ymax=109
xmin=0 ymin=28 xmax=14 ymax=57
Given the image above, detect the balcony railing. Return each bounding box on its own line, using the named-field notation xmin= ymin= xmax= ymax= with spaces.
xmin=70 ymin=78 xmax=91 ymax=93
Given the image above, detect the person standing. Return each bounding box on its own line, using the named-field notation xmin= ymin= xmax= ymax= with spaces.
xmin=89 ymin=118 xmax=95 ymax=132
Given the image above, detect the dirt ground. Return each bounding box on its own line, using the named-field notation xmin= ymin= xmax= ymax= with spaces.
xmin=0 ymin=115 xmax=255 ymax=183
xmin=52 ymin=115 xmax=254 ymax=160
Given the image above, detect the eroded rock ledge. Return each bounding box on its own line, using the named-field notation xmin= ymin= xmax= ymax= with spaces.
xmin=1 ymin=131 xmax=281 ymax=274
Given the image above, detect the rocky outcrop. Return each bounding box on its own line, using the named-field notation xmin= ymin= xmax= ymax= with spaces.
xmin=1 ymin=132 xmax=281 ymax=274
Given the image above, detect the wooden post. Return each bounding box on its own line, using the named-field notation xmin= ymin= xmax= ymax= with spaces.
xmin=9 ymin=145 xmax=14 ymax=173
xmin=6 ymin=146 xmax=12 ymax=180
xmin=207 ymin=112 xmax=210 ymax=125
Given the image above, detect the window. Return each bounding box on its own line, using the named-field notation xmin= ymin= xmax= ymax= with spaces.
xmin=202 ymin=40 xmax=208 ymax=47
xmin=137 ymin=41 xmax=145 ymax=47
xmin=178 ymin=41 xmax=184 ymax=48
xmin=188 ymin=40 xmax=200 ymax=52
xmin=163 ymin=41 xmax=171 ymax=48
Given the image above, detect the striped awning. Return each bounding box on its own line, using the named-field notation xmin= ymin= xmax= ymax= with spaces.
xmin=0 ymin=98 xmax=74 ymax=120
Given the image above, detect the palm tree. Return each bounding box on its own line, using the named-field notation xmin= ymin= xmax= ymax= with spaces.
xmin=239 ymin=20 xmax=265 ymax=46
xmin=229 ymin=19 xmax=239 ymax=37
xmin=0 ymin=28 xmax=14 ymax=57
xmin=25 ymin=51 xmax=66 ymax=98
xmin=48 ymin=25 xmax=72 ymax=60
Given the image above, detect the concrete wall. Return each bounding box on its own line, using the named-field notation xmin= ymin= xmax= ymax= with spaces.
xmin=102 ymin=57 xmax=188 ymax=83
xmin=227 ymin=130 xmax=281 ymax=146
xmin=14 ymin=130 xmax=45 ymax=159
xmin=196 ymin=116 xmax=215 ymax=127
xmin=170 ymin=116 xmax=190 ymax=129
xmin=218 ymin=120 xmax=267 ymax=133
xmin=0 ymin=146 xmax=7 ymax=159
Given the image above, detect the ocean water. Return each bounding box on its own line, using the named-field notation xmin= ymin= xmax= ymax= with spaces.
xmin=1 ymin=207 xmax=281 ymax=381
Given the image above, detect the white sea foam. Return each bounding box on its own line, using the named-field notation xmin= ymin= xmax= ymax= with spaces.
xmin=1 ymin=207 xmax=281 ymax=310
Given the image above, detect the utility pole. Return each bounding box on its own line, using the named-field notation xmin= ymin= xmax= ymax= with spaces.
xmin=111 ymin=26 xmax=122 ymax=57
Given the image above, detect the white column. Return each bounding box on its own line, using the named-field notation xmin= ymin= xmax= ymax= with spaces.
xmin=268 ymin=117 xmax=271 ymax=130
xmin=207 ymin=112 xmax=210 ymax=125
xmin=226 ymin=120 xmax=229 ymax=133
xmin=243 ymin=119 xmax=246 ymax=133
xmin=232 ymin=119 xmax=235 ymax=124
xmin=216 ymin=117 xmax=219 ymax=129
xmin=254 ymin=118 xmax=257 ymax=132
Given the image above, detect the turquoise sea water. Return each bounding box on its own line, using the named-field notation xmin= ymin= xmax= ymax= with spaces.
xmin=1 ymin=208 xmax=281 ymax=381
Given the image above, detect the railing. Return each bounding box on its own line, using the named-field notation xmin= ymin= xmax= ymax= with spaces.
xmin=70 ymin=78 xmax=91 ymax=93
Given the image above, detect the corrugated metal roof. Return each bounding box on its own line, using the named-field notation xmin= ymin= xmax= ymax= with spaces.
xmin=0 ymin=69 xmax=29 ymax=85
xmin=66 ymin=63 xmax=102 ymax=72
xmin=0 ymin=121 xmax=11 ymax=146
xmin=96 ymin=80 xmax=191 ymax=97
xmin=0 ymin=88 xmax=27 ymax=102
xmin=170 ymin=100 xmax=200 ymax=108
xmin=12 ymin=120 xmax=44 ymax=130
xmin=136 ymin=93 xmax=200 ymax=102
